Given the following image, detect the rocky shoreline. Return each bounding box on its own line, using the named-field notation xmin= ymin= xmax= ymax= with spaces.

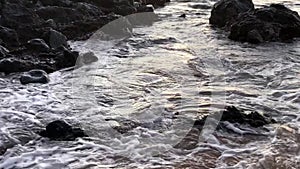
xmin=210 ymin=0 xmax=300 ymax=43
xmin=0 ymin=0 xmax=170 ymax=74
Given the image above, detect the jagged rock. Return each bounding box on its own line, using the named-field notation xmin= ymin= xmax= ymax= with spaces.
xmin=209 ymin=0 xmax=255 ymax=28
xmin=39 ymin=120 xmax=87 ymax=141
xmin=26 ymin=39 xmax=50 ymax=52
xmin=20 ymin=69 xmax=50 ymax=84
xmin=0 ymin=26 xmax=20 ymax=48
xmin=0 ymin=0 xmax=43 ymax=28
xmin=193 ymin=106 xmax=276 ymax=129
xmin=0 ymin=57 xmax=35 ymax=74
xmin=76 ymin=52 xmax=98 ymax=67
xmin=0 ymin=46 xmax=9 ymax=59
xmin=42 ymin=29 xmax=68 ymax=49
xmin=229 ymin=4 xmax=300 ymax=43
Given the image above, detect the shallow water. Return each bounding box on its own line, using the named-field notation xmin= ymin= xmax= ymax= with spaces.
xmin=0 ymin=0 xmax=300 ymax=168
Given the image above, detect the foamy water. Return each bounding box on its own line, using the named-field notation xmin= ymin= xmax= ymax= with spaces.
xmin=0 ymin=0 xmax=300 ymax=168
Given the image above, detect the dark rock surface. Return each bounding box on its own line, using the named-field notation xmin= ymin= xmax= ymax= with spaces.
xmin=39 ymin=120 xmax=87 ymax=141
xmin=174 ymin=106 xmax=275 ymax=150
xmin=20 ymin=69 xmax=50 ymax=85
xmin=0 ymin=0 xmax=169 ymax=74
xmin=229 ymin=4 xmax=300 ymax=43
xmin=209 ymin=0 xmax=254 ymax=28
xmin=193 ymin=106 xmax=276 ymax=130
xmin=209 ymin=1 xmax=300 ymax=43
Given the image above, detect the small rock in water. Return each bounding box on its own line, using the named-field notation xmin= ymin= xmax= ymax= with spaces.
xmin=193 ymin=106 xmax=276 ymax=130
xmin=20 ymin=69 xmax=50 ymax=85
xmin=39 ymin=120 xmax=87 ymax=141
xmin=179 ymin=14 xmax=186 ymax=18
xmin=76 ymin=52 xmax=98 ymax=67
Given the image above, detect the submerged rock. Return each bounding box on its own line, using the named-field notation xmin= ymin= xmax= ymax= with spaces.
xmin=20 ymin=69 xmax=50 ymax=85
xmin=193 ymin=106 xmax=276 ymax=129
xmin=209 ymin=0 xmax=254 ymax=28
xmin=39 ymin=120 xmax=87 ymax=141
xmin=229 ymin=4 xmax=300 ymax=43
xmin=76 ymin=52 xmax=98 ymax=67
xmin=175 ymin=106 xmax=275 ymax=150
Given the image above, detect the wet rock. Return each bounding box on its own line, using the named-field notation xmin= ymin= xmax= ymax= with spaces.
xmin=0 ymin=46 xmax=9 ymax=59
xmin=189 ymin=4 xmax=211 ymax=10
xmin=193 ymin=106 xmax=275 ymax=130
xmin=39 ymin=120 xmax=87 ymax=141
xmin=39 ymin=0 xmax=72 ymax=7
xmin=229 ymin=4 xmax=300 ymax=43
xmin=26 ymin=39 xmax=50 ymax=53
xmin=0 ymin=0 xmax=43 ymax=28
xmin=143 ymin=0 xmax=170 ymax=8
xmin=20 ymin=69 xmax=50 ymax=85
xmin=209 ymin=0 xmax=254 ymax=28
xmin=76 ymin=52 xmax=98 ymax=67
xmin=0 ymin=26 xmax=20 ymax=48
xmin=42 ymin=29 xmax=68 ymax=49
xmin=0 ymin=57 xmax=35 ymax=74
xmin=36 ymin=6 xmax=83 ymax=24
xmin=179 ymin=14 xmax=186 ymax=18
xmin=0 ymin=0 xmax=167 ymax=74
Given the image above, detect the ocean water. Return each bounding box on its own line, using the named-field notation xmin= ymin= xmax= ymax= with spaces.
xmin=0 ymin=0 xmax=300 ymax=168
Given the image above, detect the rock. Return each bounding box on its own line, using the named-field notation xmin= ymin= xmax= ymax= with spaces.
xmin=193 ymin=106 xmax=275 ymax=130
xmin=0 ymin=46 xmax=9 ymax=59
xmin=26 ymin=39 xmax=50 ymax=52
xmin=142 ymin=0 xmax=170 ymax=8
xmin=209 ymin=0 xmax=254 ymax=28
xmin=0 ymin=26 xmax=20 ymax=48
xmin=39 ymin=120 xmax=87 ymax=141
xmin=0 ymin=0 xmax=43 ymax=28
xmin=42 ymin=29 xmax=68 ymax=49
xmin=76 ymin=52 xmax=98 ymax=67
xmin=179 ymin=14 xmax=186 ymax=18
xmin=229 ymin=4 xmax=300 ymax=43
xmin=20 ymin=69 xmax=50 ymax=85
xmin=0 ymin=0 xmax=167 ymax=74
xmin=36 ymin=6 xmax=83 ymax=24
xmin=39 ymin=0 xmax=72 ymax=7
xmin=0 ymin=57 xmax=35 ymax=74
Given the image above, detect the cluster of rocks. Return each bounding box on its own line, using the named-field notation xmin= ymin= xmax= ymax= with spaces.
xmin=0 ymin=0 xmax=170 ymax=77
xmin=209 ymin=0 xmax=300 ymax=43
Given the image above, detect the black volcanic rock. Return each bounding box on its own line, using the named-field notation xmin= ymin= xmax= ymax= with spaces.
xmin=193 ymin=106 xmax=275 ymax=130
xmin=229 ymin=4 xmax=300 ymax=43
xmin=0 ymin=0 xmax=168 ymax=74
xmin=209 ymin=0 xmax=254 ymax=28
xmin=39 ymin=120 xmax=87 ymax=141
xmin=0 ymin=26 xmax=20 ymax=48
xmin=20 ymin=69 xmax=50 ymax=85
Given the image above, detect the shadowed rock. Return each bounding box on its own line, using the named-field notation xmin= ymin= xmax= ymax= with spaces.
xmin=174 ymin=106 xmax=276 ymax=150
xmin=209 ymin=0 xmax=254 ymax=28
xmin=20 ymin=69 xmax=50 ymax=85
xmin=39 ymin=120 xmax=87 ymax=141
xmin=229 ymin=4 xmax=300 ymax=43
